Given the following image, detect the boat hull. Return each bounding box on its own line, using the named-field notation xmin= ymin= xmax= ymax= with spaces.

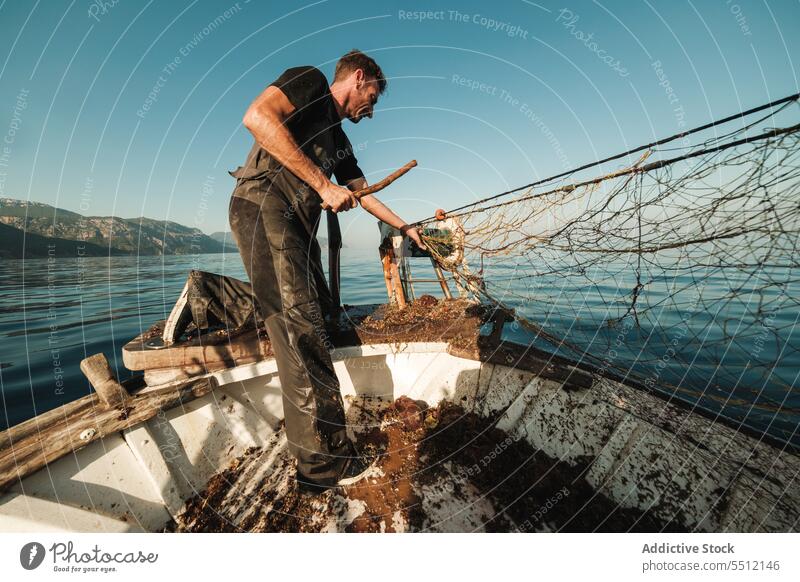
xmin=1 ymin=341 xmax=797 ymax=532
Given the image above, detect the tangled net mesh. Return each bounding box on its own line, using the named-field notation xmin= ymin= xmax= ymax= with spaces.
xmin=419 ymin=99 xmax=800 ymax=448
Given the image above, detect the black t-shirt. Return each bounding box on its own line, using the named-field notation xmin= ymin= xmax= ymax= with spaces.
xmin=229 ymin=65 xmax=365 ymax=204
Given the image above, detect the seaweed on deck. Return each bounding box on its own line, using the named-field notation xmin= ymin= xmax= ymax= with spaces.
xmin=174 ymin=396 xmax=684 ymax=533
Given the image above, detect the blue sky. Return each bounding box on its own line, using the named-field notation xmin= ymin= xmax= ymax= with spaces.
xmin=0 ymin=0 xmax=798 ymax=248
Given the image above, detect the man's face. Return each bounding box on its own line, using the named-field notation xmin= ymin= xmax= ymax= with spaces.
xmin=348 ymin=74 xmax=379 ymax=123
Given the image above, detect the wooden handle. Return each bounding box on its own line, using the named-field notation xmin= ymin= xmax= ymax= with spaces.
xmin=321 ymin=160 xmax=417 ymax=210
xmin=0 ymin=376 xmax=212 ymax=494
xmin=80 ymin=353 xmax=130 ymax=409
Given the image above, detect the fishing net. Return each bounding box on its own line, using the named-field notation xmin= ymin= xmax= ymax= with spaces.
xmin=418 ymin=96 xmax=800 ymax=448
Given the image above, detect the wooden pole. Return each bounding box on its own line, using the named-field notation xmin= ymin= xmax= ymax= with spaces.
xmin=385 ymin=246 xmax=407 ymax=309
xmin=430 ymin=257 xmax=453 ymax=300
xmin=380 ymin=248 xmax=394 ymax=303
xmin=79 ymin=354 xmax=130 ymax=409
xmin=0 ymin=375 xmax=213 ymax=494
xmin=321 ymin=160 xmax=417 ymax=210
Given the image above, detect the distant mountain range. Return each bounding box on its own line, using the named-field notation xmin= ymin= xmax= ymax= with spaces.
xmin=0 ymin=198 xmax=237 ymax=259
xmin=209 ymin=231 xmax=238 ymax=249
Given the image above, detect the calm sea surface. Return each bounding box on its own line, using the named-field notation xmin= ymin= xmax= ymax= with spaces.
xmin=0 ymin=251 xmax=797 ymax=448
xmin=0 ymin=249 xmax=430 ymax=429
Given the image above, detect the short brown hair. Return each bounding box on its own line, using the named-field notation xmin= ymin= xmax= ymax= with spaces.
xmin=334 ymin=49 xmax=386 ymax=94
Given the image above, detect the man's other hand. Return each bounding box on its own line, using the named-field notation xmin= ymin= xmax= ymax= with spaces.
xmin=401 ymin=225 xmax=427 ymax=251
xmin=319 ymin=182 xmax=358 ymax=213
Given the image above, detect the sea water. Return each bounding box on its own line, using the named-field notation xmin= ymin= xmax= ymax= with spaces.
xmin=0 ymin=250 xmax=797 ymax=448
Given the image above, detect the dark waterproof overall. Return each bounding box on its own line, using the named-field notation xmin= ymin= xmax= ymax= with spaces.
xmin=227 ymin=66 xmax=365 ymax=486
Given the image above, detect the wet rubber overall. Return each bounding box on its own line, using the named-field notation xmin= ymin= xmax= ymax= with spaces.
xmin=227 ymin=66 xmax=365 ymax=486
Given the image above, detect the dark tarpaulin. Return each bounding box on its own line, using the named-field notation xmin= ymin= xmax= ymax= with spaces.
xmin=164 ymin=270 xmax=258 ymax=344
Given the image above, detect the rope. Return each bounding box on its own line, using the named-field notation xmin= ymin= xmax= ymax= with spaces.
xmin=415 ymin=92 xmax=800 ymax=224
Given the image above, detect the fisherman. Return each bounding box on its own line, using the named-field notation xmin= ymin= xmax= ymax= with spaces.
xmin=227 ymin=50 xmax=426 ymax=493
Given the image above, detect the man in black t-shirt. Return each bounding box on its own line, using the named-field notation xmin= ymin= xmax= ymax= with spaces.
xmin=228 ymin=50 xmax=425 ymax=492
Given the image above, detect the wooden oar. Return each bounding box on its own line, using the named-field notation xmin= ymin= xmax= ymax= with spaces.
xmin=0 ymin=354 xmax=216 ymax=494
xmin=321 ymin=159 xmax=417 ymax=210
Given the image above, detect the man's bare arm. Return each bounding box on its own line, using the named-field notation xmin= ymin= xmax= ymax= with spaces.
xmin=242 ymin=86 xmax=357 ymax=212
xmin=344 ymin=177 xmax=427 ymax=250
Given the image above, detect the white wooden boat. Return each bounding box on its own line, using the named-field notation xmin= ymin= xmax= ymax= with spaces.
xmin=1 ymin=226 xmax=797 ymax=533
xmin=0 ymin=295 xmax=797 ymax=532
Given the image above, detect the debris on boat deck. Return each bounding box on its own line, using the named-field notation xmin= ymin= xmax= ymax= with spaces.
xmin=173 ymin=396 xmax=684 ymax=533
xmin=123 ymin=296 xmax=491 ymax=382
xmin=332 ymin=296 xmax=489 ymax=346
